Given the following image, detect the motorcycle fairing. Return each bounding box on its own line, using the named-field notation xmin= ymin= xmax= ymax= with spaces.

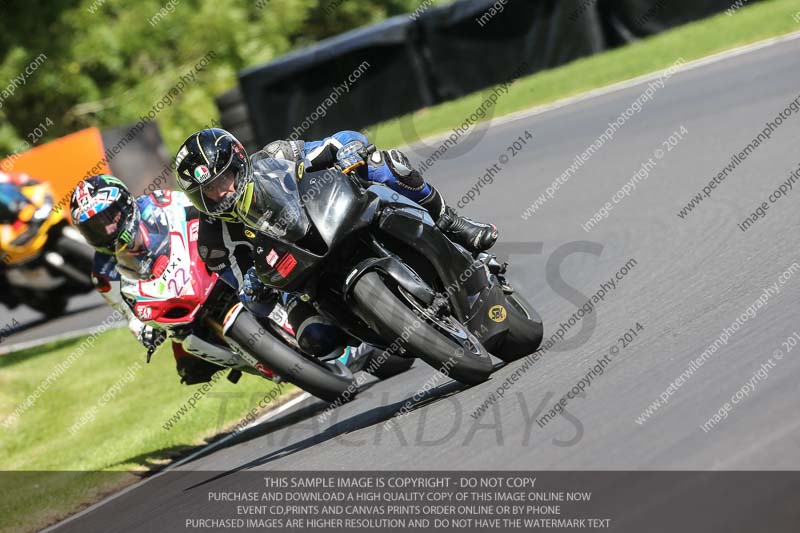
xmin=0 ymin=182 xmax=63 ymax=265
xmin=250 ymin=169 xmax=378 ymax=292
xmin=123 ymin=218 xmax=218 ymax=326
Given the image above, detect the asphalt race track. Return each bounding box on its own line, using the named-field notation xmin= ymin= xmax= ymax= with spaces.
xmin=0 ymin=294 xmax=114 ymax=350
xmin=46 ymin=35 xmax=800 ymax=531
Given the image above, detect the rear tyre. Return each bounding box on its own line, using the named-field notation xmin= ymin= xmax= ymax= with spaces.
xmin=352 ymin=272 xmax=492 ymax=385
xmin=226 ymin=310 xmax=358 ymax=403
xmin=493 ymin=293 xmax=544 ymax=362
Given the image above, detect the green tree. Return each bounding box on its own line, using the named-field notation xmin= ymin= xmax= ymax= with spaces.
xmin=0 ymin=0 xmax=447 ymax=156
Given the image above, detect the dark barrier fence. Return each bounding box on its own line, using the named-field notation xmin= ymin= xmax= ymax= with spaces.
xmin=600 ymin=0 xmax=748 ymax=45
xmin=219 ymin=0 xmax=760 ymax=151
xmin=232 ymin=16 xmax=435 ymax=150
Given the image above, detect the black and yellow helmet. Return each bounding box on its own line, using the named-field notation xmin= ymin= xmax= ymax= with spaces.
xmin=174 ymin=128 xmax=250 ymax=221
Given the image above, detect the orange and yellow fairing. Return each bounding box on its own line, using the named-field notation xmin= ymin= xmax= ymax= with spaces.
xmin=0 ymin=181 xmax=64 ymax=266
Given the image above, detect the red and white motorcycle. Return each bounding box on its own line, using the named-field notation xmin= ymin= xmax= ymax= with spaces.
xmin=117 ymin=206 xmax=356 ymax=403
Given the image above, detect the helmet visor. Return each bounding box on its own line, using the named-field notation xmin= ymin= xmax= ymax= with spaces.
xmin=75 ymin=201 xmax=128 ymax=253
xmin=177 ymin=151 xmax=249 ymax=220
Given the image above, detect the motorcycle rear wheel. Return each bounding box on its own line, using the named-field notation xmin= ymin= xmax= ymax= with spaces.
xmin=352 ymin=272 xmax=492 ymax=385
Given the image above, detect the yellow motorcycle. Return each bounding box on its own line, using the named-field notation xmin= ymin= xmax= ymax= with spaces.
xmin=0 ymin=178 xmax=95 ymax=317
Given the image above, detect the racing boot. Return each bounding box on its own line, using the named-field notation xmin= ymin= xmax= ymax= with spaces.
xmin=436 ymin=205 xmax=498 ymax=253
xmin=420 ymin=187 xmax=498 ymax=253
xmin=333 ymin=344 xmax=373 ymax=372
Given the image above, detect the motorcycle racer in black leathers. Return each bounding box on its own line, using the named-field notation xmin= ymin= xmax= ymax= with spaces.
xmin=174 ymin=127 xmax=498 ymax=358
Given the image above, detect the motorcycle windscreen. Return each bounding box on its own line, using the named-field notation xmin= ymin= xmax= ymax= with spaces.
xmin=236 ymin=157 xmax=310 ymax=242
xmin=115 ymin=208 xmax=171 ymax=280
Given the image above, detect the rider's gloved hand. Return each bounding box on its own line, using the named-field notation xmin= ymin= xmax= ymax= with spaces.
xmin=239 ymin=266 xmax=278 ymax=317
xmin=336 ymin=140 xmax=370 ymax=171
xmin=138 ymin=325 xmax=166 ymax=352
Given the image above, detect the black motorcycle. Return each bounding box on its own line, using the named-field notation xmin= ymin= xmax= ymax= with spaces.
xmin=237 ymin=149 xmax=543 ymax=385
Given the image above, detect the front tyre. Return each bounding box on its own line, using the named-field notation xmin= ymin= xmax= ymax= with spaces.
xmin=352 ymin=272 xmax=492 ymax=385
xmin=226 ymin=310 xmax=358 ymax=404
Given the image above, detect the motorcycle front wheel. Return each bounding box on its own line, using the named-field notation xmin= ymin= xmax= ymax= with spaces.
xmin=352 ymin=272 xmax=493 ymax=386
xmin=225 ymin=310 xmax=358 ymax=404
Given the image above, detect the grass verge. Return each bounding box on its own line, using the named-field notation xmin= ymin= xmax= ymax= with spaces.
xmin=365 ymin=0 xmax=800 ymax=149
xmin=0 ymin=328 xmax=290 ymax=533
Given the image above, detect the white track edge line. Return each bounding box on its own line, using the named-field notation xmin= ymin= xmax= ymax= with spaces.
xmin=0 ymin=323 xmax=126 ymax=356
